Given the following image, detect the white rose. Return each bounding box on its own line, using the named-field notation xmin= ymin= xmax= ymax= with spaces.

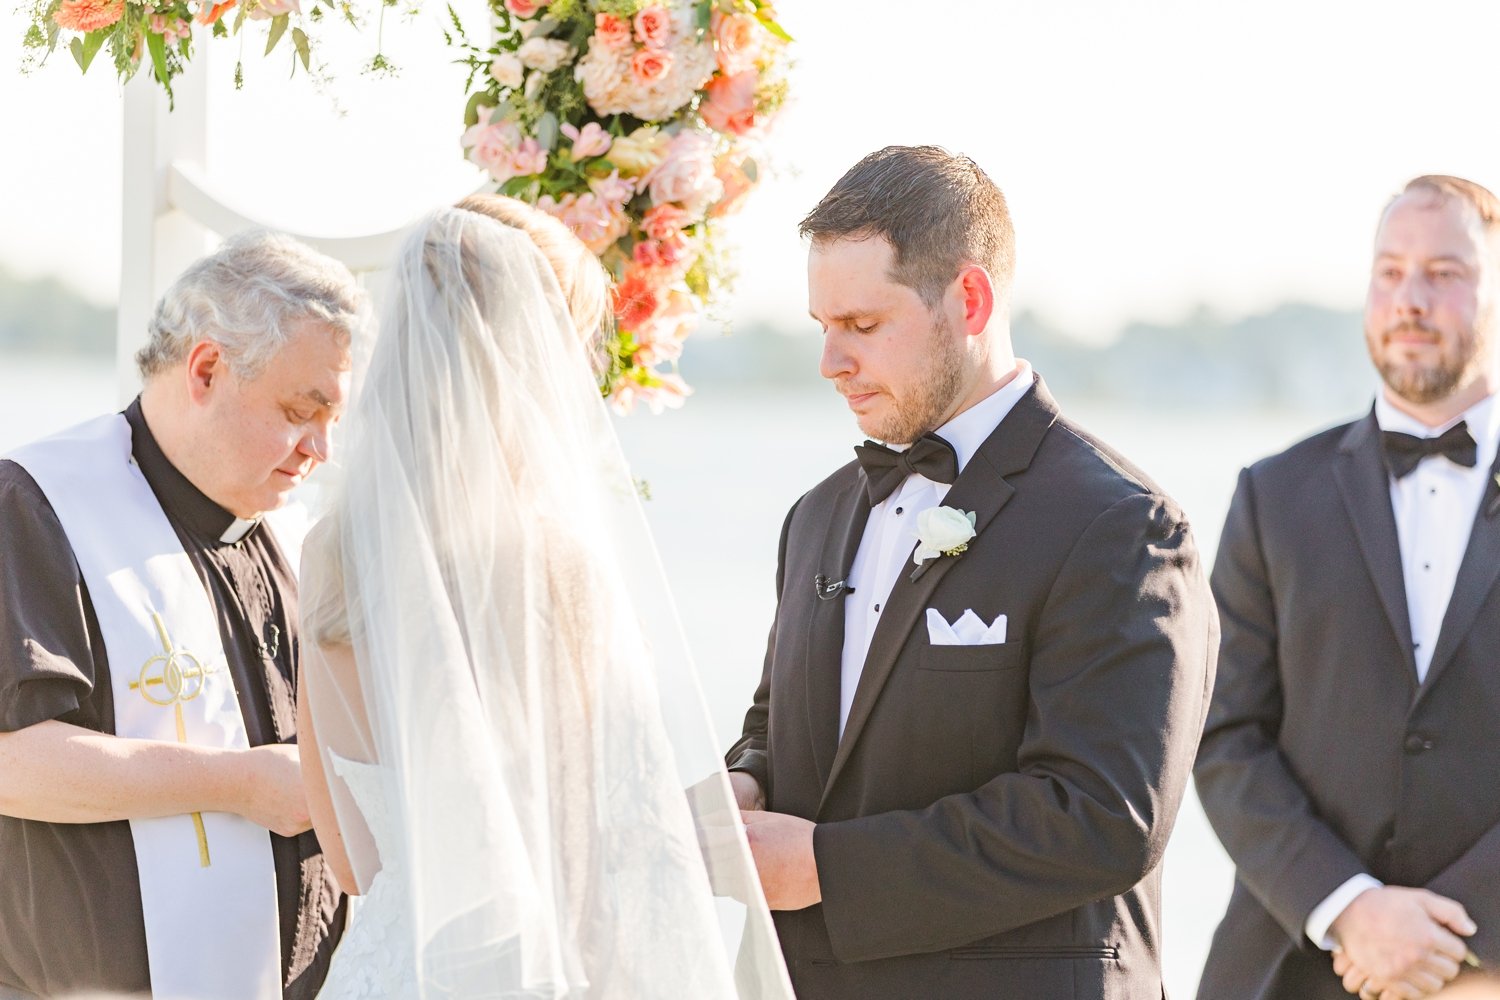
xmin=523 ymin=70 xmax=546 ymax=100
xmin=489 ymin=52 xmax=524 ymax=89
xmin=517 ymin=37 xmax=572 ymax=73
xmin=913 ymin=506 xmax=977 ymax=565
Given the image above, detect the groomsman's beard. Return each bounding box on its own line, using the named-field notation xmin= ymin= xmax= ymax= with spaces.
xmin=1374 ymin=317 xmax=1492 ymax=406
xmin=857 ymin=314 xmax=968 ymax=444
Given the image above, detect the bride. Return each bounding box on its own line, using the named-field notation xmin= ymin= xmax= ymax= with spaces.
xmin=296 ymin=202 xmax=792 ymax=998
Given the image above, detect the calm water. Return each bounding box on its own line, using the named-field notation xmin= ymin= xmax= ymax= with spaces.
xmin=0 ymin=354 xmax=1358 ymax=998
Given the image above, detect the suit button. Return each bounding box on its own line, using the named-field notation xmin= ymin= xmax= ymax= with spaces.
xmin=1403 ymin=734 xmax=1435 ymax=753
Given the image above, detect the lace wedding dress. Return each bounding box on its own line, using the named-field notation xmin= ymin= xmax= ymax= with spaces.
xmin=315 ymin=756 xmax=417 ymax=999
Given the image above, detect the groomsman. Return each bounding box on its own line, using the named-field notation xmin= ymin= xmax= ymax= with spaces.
xmin=1196 ymin=175 xmax=1500 ymax=1000
xmin=0 ymin=232 xmax=365 ymax=998
xmin=725 ymin=146 xmax=1217 ymax=999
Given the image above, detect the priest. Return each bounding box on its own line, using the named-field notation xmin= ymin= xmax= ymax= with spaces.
xmin=0 ymin=230 xmax=368 ymax=999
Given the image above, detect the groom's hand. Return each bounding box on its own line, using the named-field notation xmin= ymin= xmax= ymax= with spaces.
xmin=728 ymin=771 xmax=765 ymax=813
xmin=1329 ymin=887 xmax=1473 ymax=999
xmin=742 ymin=810 xmax=820 ymax=911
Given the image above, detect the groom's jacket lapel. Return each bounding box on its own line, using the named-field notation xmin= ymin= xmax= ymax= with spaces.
xmin=818 ymin=379 xmax=1059 ymax=812
xmin=804 ymin=477 xmax=871 ymax=791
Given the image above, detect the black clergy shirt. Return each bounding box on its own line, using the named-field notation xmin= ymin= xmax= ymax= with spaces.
xmin=0 ymin=399 xmax=344 ymax=998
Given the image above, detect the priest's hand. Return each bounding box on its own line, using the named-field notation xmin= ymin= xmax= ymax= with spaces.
xmin=238 ymin=744 xmax=313 ymax=838
xmin=1330 ymin=887 xmax=1473 ymax=999
xmin=728 ymin=771 xmax=765 ymax=813
xmin=742 ymin=809 xmax=820 ymax=910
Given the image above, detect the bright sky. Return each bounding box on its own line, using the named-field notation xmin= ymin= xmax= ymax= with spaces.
xmin=3 ymin=0 xmax=1500 ymax=341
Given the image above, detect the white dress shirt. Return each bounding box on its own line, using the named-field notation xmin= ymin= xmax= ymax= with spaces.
xmin=1304 ymin=389 xmax=1500 ymax=949
xmin=838 ymin=362 xmax=1035 ymax=737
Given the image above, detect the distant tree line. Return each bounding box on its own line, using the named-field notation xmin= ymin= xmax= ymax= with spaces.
xmin=0 ymin=266 xmax=1375 ymax=412
xmin=0 ymin=269 xmax=113 ymax=357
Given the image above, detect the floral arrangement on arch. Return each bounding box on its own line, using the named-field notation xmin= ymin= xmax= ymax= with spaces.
xmin=455 ymin=0 xmax=791 ymax=414
xmin=20 ymin=0 xmax=381 ymax=106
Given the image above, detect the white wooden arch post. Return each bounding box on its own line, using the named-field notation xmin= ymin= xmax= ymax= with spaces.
xmin=117 ymin=61 xmax=413 ymax=402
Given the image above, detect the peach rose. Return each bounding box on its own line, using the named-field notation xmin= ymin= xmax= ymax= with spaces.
xmin=630 ymin=47 xmax=673 ymax=85
xmin=593 ymin=12 xmax=631 ymax=49
xmin=701 ymin=70 xmax=758 ymax=136
xmin=641 ymin=203 xmax=690 ymax=241
xmin=54 ymin=0 xmax=123 ymax=31
xmin=712 ymin=152 xmax=757 ymax=218
xmin=713 ymin=12 xmax=762 ymax=76
xmin=194 ymin=0 xmax=236 ymax=25
xmin=505 ymin=0 xmax=546 ymax=19
xmin=561 ymin=121 xmax=612 ymax=160
xmin=633 ymin=5 xmax=672 ymax=49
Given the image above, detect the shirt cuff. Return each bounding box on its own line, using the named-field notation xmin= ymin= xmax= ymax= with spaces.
xmin=1306 ymin=873 xmax=1384 ymax=950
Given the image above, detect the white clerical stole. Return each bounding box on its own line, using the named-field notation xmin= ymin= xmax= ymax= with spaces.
xmin=7 ymin=414 xmax=282 ymax=1000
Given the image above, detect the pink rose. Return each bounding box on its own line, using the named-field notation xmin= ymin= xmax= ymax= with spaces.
xmin=588 ymin=170 xmax=635 ymax=207
xmin=701 ymin=70 xmax=758 ymax=136
xmin=630 ymin=47 xmax=673 ymax=84
xmin=645 ymin=131 xmax=723 ymax=218
xmin=561 ymin=121 xmax=612 ymax=160
xmin=633 ymin=5 xmax=672 ymax=48
xmin=641 ymin=203 xmax=690 ymax=241
xmin=505 ymin=0 xmax=546 ymax=19
xmin=149 ymin=12 xmax=191 ymax=41
xmin=510 ymin=137 xmax=549 ymax=177
xmin=539 ymin=193 xmax=629 ymax=254
xmin=248 ymin=0 xmax=298 ymax=18
xmin=713 ymin=12 xmax=761 ymax=75
xmin=593 ymin=12 xmax=631 ymax=49
xmin=633 ymin=240 xmax=664 ymax=270
xmin=461 ymin=111 xmax=521 ymax=176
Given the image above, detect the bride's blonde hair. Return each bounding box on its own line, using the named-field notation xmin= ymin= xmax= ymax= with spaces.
xmin=455 ymin=193 xmax=612 ymax=371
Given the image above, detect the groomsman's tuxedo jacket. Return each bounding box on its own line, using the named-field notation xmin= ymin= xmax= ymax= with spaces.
xmin=1195 ymin=412 xmax=1500 ymax=999
xmin=727 ymin=379 xmax=1218 ymax=1000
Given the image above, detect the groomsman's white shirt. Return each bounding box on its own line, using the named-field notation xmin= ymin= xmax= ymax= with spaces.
xmin=1305 ymin=389 xmax=1500 ymax=948
xmin=839 ymin=362 xmax=1035 ymax=738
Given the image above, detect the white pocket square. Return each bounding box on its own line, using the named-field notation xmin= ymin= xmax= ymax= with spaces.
xmin=925 ymin=608 xmax=1007 ymax=646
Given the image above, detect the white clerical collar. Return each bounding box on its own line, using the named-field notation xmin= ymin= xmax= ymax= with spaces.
xmin=219 ymin=518 xmax=259 ymax=545
xmin=1374 ymin=389 xmax=1500 ymax=470
xmin=932 ymin=361 xmax=1036 ymax=473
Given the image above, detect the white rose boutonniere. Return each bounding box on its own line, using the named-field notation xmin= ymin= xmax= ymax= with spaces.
xmin=913 ymin=506 xmax=978 ymax=566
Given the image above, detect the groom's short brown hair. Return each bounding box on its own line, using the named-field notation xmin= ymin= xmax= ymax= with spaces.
xmin=799 ymin=145 xmax=1016 ymax=308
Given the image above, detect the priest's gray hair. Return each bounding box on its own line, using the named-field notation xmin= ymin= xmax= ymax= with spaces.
xmin=136 ymin=230 xmax=369 ymax=381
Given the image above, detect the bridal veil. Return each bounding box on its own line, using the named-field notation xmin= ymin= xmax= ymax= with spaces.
xmin=300 ymin=208 xmax=792 ymax=999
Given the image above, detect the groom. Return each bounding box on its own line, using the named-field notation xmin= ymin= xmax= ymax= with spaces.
xmin=726 ymin=146 xmax=1218 ymax=998
xmin=0 ymin=231 xmax=365 ymax=999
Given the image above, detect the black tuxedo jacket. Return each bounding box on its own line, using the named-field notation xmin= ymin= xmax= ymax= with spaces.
xmin=1195 ymin=411 xmax=1500 ymax=999
xmin=727 ymin=379 xmax=1217 ymax=1000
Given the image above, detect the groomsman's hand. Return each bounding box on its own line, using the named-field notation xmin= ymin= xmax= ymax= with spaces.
xmin=728 ymin=771 xmax=765 ymax=813
xmin=1330 ymin=887 xmax=1474 ymax=999
xmin=238 ymin=744 xmax=314 ymax=838
xmin=742 ymin=809 xmax=820 ymax=910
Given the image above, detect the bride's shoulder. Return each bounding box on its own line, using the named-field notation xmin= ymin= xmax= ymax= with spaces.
xmin=299 ymin=514 xmax=352 ymax=647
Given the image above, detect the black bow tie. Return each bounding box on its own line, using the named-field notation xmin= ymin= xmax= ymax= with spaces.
xmin=1381 ymin=421 xmax=1478 ymax=479
xmin=854 ymin=434 xmax=959 ymax=505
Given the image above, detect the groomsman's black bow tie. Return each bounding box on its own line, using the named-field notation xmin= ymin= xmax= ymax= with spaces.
xmin=854 ymin=434 xmax=959 ymax=505
xmin=1381 ymin=421 xmax=1478 ymax=479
